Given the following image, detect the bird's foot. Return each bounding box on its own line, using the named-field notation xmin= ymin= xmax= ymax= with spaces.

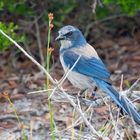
xmin=91 ymin=86 xmax=98 ymax=100
xmin=78 ymin=88 xmax=87 ymax=97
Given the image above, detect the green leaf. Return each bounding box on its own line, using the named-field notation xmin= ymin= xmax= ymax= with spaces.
xmin=0 ymin=22 xmax=26 ymax=51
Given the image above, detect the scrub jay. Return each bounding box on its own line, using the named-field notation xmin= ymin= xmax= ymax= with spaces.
xmin=56 ymin=25 xmax=140 ymax=124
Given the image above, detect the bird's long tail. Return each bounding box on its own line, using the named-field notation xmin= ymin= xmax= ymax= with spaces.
xmin=96 ymin=80 xmax=140 ymax=124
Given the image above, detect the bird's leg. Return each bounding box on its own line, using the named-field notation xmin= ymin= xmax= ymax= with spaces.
xmin=78 ymin=88 xmax=87 ymax=97
xmin=92 ymin=86 xmax=98 ymax=99
xmin=119 ymin=107 xmax=126 ymax=116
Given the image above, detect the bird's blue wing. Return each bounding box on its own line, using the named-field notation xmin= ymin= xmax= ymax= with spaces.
xmin=63 ymin=51 xmax=110 ymax=83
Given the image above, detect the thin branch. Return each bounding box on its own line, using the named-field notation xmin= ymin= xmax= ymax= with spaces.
xmin=0 ymin=29 xmax=55 ymax=85
xmin=92 ymin=0 xmax=97 ymax=13
xmin=97 ymin=0 xmax=103 ymax=7
xmin=59 ymin=55 xmax=81 ymax=86
xmin=60 ymin=87 xmax=102 ymax=138
xmin=48 ymin=55 xmax=81 ymax=99
xmin=85 ymin=14 xmax=128 ymax=37
xmin=119 ymin=74 xmax=124 ymax=91
xmin=35 ymin=18 xmax=45 ymax=66
xmin=127 ymin=77 xmax=140 ymax=93
xmin=28 ymin=89 xmax=52 ymax=94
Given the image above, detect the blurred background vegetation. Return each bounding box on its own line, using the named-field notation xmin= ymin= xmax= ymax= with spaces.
xmin=0 ymin=0 xmax=140 ymax=86
xmin=0 ymin=0 xmax=140 ymax=50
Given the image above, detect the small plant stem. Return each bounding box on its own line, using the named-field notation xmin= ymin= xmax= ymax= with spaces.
xmin=78 ymin=124 xmax=83 ymax=140
xmin=46 ymin=19 xmax=51 ymax=71
xmin=46 ymin=18 xmax=55 ymax=140
xmin=6 ymin=96 xmax=27 ymax=140
xmin=71 ymin=109 xmax=75 ymax=140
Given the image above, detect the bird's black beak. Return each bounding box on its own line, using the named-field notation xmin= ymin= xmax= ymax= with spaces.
xmin=55 ymin=34 xmax=65 ymax=41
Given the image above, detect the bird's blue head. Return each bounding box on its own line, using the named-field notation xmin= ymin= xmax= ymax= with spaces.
xmin=56 ymin=25 xmax=87 ymax=49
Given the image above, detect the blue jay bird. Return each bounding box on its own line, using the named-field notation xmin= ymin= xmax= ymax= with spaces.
xmin=56 ymin=25 xmax=140 ymax=124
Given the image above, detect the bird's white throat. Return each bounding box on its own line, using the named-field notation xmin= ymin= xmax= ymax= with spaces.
xmin=60 ymin=40 xmax=72 ymax=49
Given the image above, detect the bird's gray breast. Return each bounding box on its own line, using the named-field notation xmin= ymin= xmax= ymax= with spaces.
xmin=60 ymin=54 xmax=96 ymax=90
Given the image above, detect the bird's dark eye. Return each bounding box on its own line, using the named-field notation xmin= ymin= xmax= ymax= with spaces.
xmin=65 ymin=31 xmax=73 ymax=37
